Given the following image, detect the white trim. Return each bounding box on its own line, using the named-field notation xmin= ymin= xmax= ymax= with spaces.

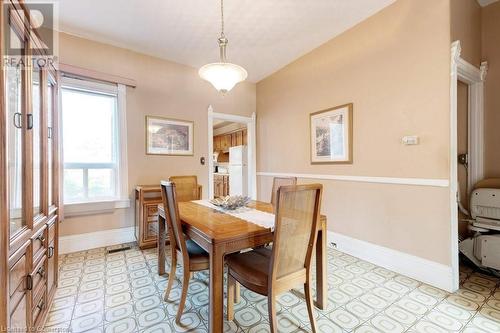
xmin=64 ymin=199 xmax=131 ymax=218
xmin=449 ymin=41 xmax=487 ymax=292
xmin=455 ymin=50 xmax=487 ymax=193
xmin=59 ymin=227 xmax=135 ymax=254
xmin=208 ymin=106 xmax=214 ymax=199
xmin=248 ymin=112 xmax=257 ymax=199
xmin=328 ymin=232 xmax=454 ymax=292
xmin=207 ymin=106 xmax=257 ymax=200
xmin=117 ymin=84 xmax=129 ymax=204
xmin=257 ymin=172 xmax=449 ymax=187
xmin=450 ymin=41 xmax=461 ymax=292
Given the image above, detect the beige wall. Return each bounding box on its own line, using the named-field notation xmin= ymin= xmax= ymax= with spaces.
xmin=482 ymin=2 xmax=500 ymax=178
xmin=256 ymin=0 xmax=452 ymax=265
xmin=450 ymin=0 xmax=482 ymax=66
xmin=59 ymin=33 xmax=256 ymax=236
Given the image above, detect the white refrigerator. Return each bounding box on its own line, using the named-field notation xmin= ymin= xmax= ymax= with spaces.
xmin=229 ymin=145 xmax=248 ymax=196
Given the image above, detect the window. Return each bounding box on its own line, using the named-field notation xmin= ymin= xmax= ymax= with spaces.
xmin=61 ymin=76 xmax=128 ymax=215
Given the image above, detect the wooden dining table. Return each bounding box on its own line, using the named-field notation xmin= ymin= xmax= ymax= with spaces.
xmin=157 ymin=200 xmax=328 ymax=333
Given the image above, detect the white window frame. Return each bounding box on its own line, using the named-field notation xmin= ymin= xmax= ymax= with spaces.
xmin=60 ymin=76 xmax=129 ymax=217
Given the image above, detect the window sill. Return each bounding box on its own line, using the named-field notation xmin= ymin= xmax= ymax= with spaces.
xmin=64 ymin=198 xmax=131 ymax=218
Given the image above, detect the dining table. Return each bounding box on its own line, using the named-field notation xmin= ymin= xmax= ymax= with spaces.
xmin=157 ymin=200 xmax=328 ymax=333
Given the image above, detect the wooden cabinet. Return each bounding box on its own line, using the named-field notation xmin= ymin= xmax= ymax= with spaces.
xmin=214 ymin=136 xmax=221 ymax=151
xmin=230 ymin=131 xmax=244 ymax=147
xmin=222 ymin=134 xmax=231 ymax=150
xmin=1 ymin=1 xmax=60 ymax=330
xmin=9 ymin=296 xmax=26 ymax=333
xmin=214 ymin=175 xmax=229 ymax=197
xmin=213 ymin=128 xmax=247 ymax=152
xmin=242 ymin=129 xmax=248 ymax=145
xmin=135 ymin=185 xmax=166 ymax=249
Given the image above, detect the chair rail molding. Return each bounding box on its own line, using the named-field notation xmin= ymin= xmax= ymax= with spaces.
xmin=257 ymin=172 xmax=449 ymax=187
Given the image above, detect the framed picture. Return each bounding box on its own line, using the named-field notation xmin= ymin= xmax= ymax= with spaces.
xmin=310 ymin=103 xmax=353 ymax=164
xmin=146 ymin=116 xmax=194 ymax=156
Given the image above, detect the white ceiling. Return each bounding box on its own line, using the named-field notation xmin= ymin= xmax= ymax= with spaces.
xmin=56 ymin=0 xmax=396 ymax=82
xmin=477 ymin=0 xmax=499 ymax=7
xmin=213 ymin=120 xmax=232 ymax=129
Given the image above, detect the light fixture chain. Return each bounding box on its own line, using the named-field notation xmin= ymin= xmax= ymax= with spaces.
xmin=220 ymin=0 xmax=225 ymax=38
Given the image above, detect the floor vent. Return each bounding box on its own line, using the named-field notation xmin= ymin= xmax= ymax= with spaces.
xmin=107 ymin=246 xmax=131 ymax=254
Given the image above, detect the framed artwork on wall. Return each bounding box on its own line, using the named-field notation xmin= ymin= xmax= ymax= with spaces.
xmin=310 ymin=103 xmax=353 ymax=164
xmin=146 ymin=116 xmax=194 ymax=156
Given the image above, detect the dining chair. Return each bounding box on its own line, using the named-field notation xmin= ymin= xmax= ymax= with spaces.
xmin=270 ymin=177 xmax=297 ymax=208
xmin=160 ymin=180 xmax=210 ymax=324
xmin=169 ymin=175 xmax=202 ymax=202
xmin=226 ymin=184 xmax=322 ymax=333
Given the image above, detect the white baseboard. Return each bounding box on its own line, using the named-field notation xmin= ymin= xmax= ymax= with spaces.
xmin=327 ymin=231 xmax=455 ymax=292
xmin=59 ymin=226 xmax=136 ymax=254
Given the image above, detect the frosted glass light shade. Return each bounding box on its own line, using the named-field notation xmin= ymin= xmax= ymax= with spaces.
xmin=199 ymin=62 xmax=248 ymax=93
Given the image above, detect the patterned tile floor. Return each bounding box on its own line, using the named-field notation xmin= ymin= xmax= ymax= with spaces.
xmin=43 ymin=243 xmax=500 ymax=333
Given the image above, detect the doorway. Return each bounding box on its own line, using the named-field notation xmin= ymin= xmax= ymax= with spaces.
xmin=457 ymin=80 xmax=470 ymax=240
xmin=207 ymin=105 xmax=257 ymax=200
xmin=450 ymin=41 xmax=488 ymax=291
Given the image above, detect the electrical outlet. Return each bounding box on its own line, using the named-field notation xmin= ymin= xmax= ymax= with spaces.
xmin=402 ymin=136 xmax=419 ymax=145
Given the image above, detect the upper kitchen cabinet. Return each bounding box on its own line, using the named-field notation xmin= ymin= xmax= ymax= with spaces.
xmin=213 ymin=128 xmax=247 ymax=152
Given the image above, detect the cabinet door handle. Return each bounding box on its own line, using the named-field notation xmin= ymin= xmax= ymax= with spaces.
xmin=48 ymin=126 xmax=52 ymax=139
xmin=37 ymin=266 xmax=45 ymax=277
xmin=13 ymin=112 xmax=22 ymax=128
xmin=36 ymin=234 xmax=45 ymax=243
xmin=27 ymin=114 xmax=33 ymax=130
xmin=37 ymin=300 xmax=44 ymax=311
xmin=48 ymin=246 xmax=54 ymax=258
xmin=26 ymin=274 xmax=33 ymax=290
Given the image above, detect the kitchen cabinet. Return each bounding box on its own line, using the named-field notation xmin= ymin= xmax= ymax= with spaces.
xmin=214 ymin=135 xmax=221 ymax=151
xmin=213 ymin=128 xmax=247 ymax=152
xmin=1 ymin=1 xmax=60 ymax=330
xmin=214 ymin=175 xmax=229 ymax=197
xmin=222 ymin=135 xmax=231 ymax=150
xmin=242 ymin=129 xmax=248 ymax=145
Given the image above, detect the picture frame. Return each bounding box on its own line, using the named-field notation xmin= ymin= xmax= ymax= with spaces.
xmin=146 ymin=116 xmax=194 ymax=156
xmin=310 ymin=103 xmax=353 ymax=164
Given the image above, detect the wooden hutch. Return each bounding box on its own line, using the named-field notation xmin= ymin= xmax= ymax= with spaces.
xmin=1 ymin=0 xmax=60 ymax=330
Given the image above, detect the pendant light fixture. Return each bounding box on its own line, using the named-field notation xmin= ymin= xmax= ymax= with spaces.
xmin=199 ymin=0 xmax=247 ymax=93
